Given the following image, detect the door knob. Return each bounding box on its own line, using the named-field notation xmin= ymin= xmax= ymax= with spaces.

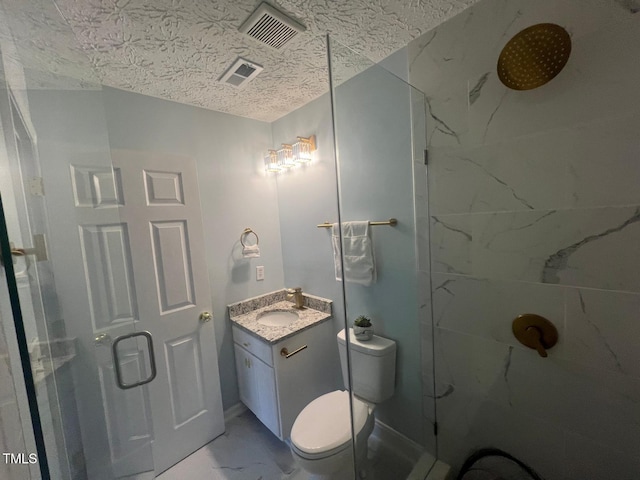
xmin=0 ymin=235 xmax=48 ymax=266
xmin=199 ymin=311 xmax=212 ymax=323
xmin=94 ymin=333 xmax=112 ymax=346
xmin=11 ymin=236 xmax=48 ymax=261
xmin=512 ymin=314 xmax=558 ymax=357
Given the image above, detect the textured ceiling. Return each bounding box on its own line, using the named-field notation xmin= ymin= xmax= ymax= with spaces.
xmin=1 ymin=0 xmax=483 ymax=121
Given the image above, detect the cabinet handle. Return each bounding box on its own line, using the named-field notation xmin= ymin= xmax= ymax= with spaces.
xmin=280 ymin=345 xmax=307 ymax=359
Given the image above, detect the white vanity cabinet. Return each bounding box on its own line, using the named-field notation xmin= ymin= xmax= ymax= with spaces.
xmin=232 ymin=318 xmax=337 ymax=440
xmin=233 ymin=341 xmax=280 ymax=436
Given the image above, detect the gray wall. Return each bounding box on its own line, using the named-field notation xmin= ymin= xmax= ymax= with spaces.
xmin=409 ymin=0 xmax=640 ymax=477
xmin=101 ymin=88 xmax=285 ymax=411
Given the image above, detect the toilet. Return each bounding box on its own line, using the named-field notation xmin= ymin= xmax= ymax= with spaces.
xmin=290 ymin=328 xmax=396 ymax=480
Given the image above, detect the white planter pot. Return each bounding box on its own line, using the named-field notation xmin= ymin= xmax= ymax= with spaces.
xmin=353 ymin=325 xmax=373 ymax=341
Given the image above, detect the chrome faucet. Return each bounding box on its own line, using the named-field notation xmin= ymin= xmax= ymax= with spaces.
xmin=286 ymin=287 xmax=305 ymax=309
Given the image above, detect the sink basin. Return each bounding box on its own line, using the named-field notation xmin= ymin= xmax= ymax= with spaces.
xmin=257 ymin=310 xmax=299 ymax=327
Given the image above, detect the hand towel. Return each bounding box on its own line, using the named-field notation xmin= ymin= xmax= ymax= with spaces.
xmin=242 ymin=244 xmax=260 ymax=258
xmin=331 ymin=221 xmax=376 ymax=286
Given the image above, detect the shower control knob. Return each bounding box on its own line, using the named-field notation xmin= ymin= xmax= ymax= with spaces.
xmin=512 ymin=314 xmax=558 ymax=357
xmin=199 ymin=311 xmax=213 ymax=323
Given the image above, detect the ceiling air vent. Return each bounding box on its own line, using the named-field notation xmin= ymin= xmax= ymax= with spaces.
xmin=219 ymin=58 xmax=264 ymax=89
xmin=239 ymin=2 xmax=306 ymax=50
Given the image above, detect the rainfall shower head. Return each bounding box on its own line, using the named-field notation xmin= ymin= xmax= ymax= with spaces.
xmin=497 ymin=23 xmax=572 ymax=90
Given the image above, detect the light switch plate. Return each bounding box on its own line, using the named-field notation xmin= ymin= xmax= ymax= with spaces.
xmin=256 ymin=266 xmax=265 ymax=281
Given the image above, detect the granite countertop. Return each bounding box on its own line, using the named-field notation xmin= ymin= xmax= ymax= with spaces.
xmin=228 ymin=291 xmax=332 ymax=344
xmin=33 ymin=355 xmax=75 ymax=385
xmin=29 ymin=338 xmax=77 ymax=385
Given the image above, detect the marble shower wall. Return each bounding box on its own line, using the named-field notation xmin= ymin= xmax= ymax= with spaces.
xmin=408 ymin=0 xmax=640 ymax=478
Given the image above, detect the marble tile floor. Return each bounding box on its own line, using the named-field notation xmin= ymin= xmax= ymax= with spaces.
xmin=157 ymin=410 xmax=416 ymax=480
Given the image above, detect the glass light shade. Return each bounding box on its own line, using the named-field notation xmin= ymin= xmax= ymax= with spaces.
xmin=292 ymin=137 xmax=313 ymax=164
xmin=277 ymin=144 xmax=295 ymax=169
xmin=264 ymin=150 xmax=280 ymax=172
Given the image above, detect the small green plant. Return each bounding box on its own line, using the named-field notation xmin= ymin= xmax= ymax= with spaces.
xmin=354 ymin=315 xmax=372 ymax=327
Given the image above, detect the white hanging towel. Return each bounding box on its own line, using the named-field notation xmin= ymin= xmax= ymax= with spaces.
xmin=242 ymin=244 xmax=260 ymax=258
xmin=331 ymin=221 xmax=376 ymax=286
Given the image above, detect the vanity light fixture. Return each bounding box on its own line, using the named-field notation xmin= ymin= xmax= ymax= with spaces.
xmin=292 ymin=135 xmax=316 ymax=164
xmin=277 ymin=144 xmax=296 ymax=169
xmin=264 ymin=149 xmax=280 ymax=172
xmin=265 ymin=134 xmax=317 ymax=174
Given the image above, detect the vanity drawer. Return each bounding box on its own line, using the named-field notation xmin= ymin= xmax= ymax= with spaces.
xmin=232 ymin=326 xmax=273 ymax=366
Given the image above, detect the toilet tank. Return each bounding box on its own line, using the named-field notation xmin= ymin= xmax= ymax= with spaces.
xmin=337 ymin=328 xmax=396 ymax=404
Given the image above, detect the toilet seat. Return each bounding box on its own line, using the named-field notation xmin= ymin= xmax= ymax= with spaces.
xmin=290 ymin=390 xmax=371 ymax=460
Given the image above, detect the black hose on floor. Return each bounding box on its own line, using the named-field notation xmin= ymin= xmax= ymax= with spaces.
xmin=457 ymin=448 xmax=545 ymax=480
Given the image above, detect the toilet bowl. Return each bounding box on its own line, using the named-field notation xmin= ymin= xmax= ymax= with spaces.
xmin=290 ymin=390 xmax=374 ymax=480
xmin=290 ymin=329 xmax=397 ymax=480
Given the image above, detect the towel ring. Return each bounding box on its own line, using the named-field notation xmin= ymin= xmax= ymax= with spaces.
xmin=240 ymin=228 xmax=259 ymax=247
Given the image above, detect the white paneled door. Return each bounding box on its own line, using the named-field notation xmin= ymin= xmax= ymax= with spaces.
xmin=68 ymin=150 xmax=223 ymax=477
xmin=112 ymin=150 xmax=224 ymax=474
xmin=68 ymin=160 xmax=155 ymax=480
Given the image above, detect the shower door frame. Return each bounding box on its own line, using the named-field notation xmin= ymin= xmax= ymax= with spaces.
xmin=0 ymin=197 xmax=50 ymax=479
xmin=0 ymin=50 xmax=52 ymax=478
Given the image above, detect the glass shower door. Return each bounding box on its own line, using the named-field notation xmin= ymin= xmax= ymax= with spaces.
xmin=327 ymin=36 xmax=437 ymax=479
xmin=0 ymin=4 xmax=157 ymax=477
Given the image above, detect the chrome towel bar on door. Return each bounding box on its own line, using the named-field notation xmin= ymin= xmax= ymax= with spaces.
xmin=112 ymin=331 xmax=157 ymax=390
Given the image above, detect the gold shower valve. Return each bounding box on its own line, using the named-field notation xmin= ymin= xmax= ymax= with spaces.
xmin=512 ymin=314 xmax=558 ymax=357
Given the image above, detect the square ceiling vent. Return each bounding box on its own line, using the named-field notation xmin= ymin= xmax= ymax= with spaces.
xmin=239 ymin=2 xmax=306 ymax=50
xmin=219 ymin=58 xmax=264 ymax=89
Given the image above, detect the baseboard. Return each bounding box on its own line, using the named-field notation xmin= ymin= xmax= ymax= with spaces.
xmin=223 ymin=402 xmax=247 ymax=423
xmin=407 ymin=451 xmax=438 ymax=480
xmin=369 ymin=419 xmax=425 ymax=467
xmin=425 ymin=460 xmax=452 ymax=480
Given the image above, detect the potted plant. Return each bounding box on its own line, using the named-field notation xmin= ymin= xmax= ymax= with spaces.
xmin=353 ymin=315 xmax=373 ymax=341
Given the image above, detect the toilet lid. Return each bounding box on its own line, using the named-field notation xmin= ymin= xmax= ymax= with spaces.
xmin=290 ymin=390 xmax=369 ymax=457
